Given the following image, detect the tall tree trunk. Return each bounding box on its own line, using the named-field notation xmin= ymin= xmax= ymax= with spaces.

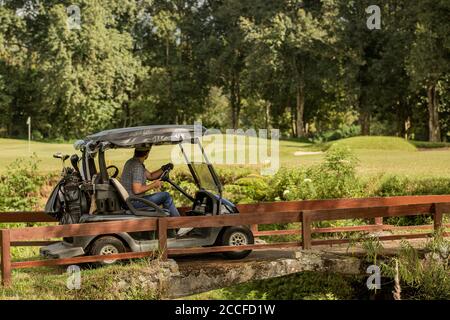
xmin=122 ymin=90 xmax=132 ymax=127
xmin=295 ymin=82 xmax=305 ymax=137
xmin=395 ymin=105 xmax=404 ymax=137
xmin=404 ymin=117 xmax=412 ymax=140
xmin=286 ymin=94 xmax=296 ymax=137
xmin=359 ymin=111 xmax=371 ymax=136
xmin=265 ymin=102 xmax=270 ymax=130
xmin=293 ymin=57 xmax=306 ymax=138
xmin=235 ymin=73 xmax=241 ymax=130
xmin=230 ymin=79 xmax=237 ymax=130
xmin=358 ymin=94 xmax=371 ymax=136
xmin=230 ymin=72 xmax=241 ymax=130
xmin=291 ymin=105 xmax=297 ymax=137
xmin=427 ymin=84 xmax=441 ymax=142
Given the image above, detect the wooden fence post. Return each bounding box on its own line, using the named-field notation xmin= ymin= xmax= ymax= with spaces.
xmin=433 ymin=203 xmax=444 ymax=233
xmin=158 ymin=219 xmax=168 ymax=261
xmin=302 ymin=211 xmax=312 ymax=250
xmin=375 ymin=217 xmax=383 ymax=229
xmin=1 ymin=229 xmax=12 ymax=287
xmin=250 ymin=224 xmax=258 ymax=238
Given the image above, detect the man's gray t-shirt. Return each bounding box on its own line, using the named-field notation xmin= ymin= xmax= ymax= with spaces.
xmin=121 ymin=158 xmax=146 ymax=197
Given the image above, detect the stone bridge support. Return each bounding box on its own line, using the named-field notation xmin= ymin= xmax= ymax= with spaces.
xmin=115 ymin=249 xmax=364 ymax=299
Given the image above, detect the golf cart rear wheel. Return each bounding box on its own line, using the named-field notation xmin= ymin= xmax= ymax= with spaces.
xmin=90 ymin=236 xmax=126 ymax=265
xmin=220 ymin=226 xmax=254 ymax=260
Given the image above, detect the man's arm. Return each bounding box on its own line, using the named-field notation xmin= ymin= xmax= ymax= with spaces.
xmin=145 ymin=168 xmax=163 ymax=181
xmin=145 ymin=163 xmax=174 ymax=181
xmin=132 ymin=180 xmax=162 ymax=195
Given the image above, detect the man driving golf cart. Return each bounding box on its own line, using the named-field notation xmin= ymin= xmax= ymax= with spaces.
xmin=121 ymin=146 xmax=192 ymax=236
xmin=42 ymin=125 xmax=254 ymax=263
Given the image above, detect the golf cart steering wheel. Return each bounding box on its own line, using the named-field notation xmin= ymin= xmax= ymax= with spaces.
xmin=159 ymin=168 xmax=172 ymax=182
xmin=106 ymin=165 xmax=119 ymax=179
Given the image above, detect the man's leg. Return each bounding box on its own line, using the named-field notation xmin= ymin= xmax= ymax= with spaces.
xmin=135 ymin=193 xmax=191 ymax=236
xmin=146 ymin=192 xmax=194 ymax=236
xmin=144 ymin=192 xmax=180 ymax=217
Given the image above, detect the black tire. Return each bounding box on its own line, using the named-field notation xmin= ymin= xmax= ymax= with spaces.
xmin=89 ymin=236 xmax=126 ymax=265
xmin=220 ymin=226 xmax=254 ymax=260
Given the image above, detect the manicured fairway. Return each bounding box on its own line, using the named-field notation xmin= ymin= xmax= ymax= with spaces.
xmin=0 ymin=137 xmax=449 ymax=178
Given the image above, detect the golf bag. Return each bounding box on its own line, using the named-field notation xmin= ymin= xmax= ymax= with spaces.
xmin=45 ymin=168 xmax=90 ymax=225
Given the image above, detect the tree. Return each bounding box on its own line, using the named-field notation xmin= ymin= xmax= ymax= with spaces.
xmin=241 ymin=0 xmax=338 ymax=137
xmin=407 ymin=0 xmax=450 ymax=142
xmin=364 ymin=0 xmax=417 ymax=138
xmin=197 ymin=0 xmax=252 ymax=130
xmin=0 ymin=0 xmax=448 ymax=141
xmin=130 ymin=0 xmax=210 ymax=126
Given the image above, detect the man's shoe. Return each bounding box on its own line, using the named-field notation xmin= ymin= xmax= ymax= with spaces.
xmin=177 ymin=228 xmax=193 ymax=237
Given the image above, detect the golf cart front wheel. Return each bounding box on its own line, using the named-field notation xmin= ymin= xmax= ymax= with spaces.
xmin=220 ymin=226 xmax=254 ymax=260
xmin=89 ymin=236 xmax=126 ymax=265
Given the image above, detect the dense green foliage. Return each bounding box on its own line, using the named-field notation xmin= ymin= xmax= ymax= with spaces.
xmin=381 ymin=233 xmax=450 ymax=300
xmin=410 ymin=141 xmax=450 ymax=149
xmin=0 ymin=155 xmax=45 ymax=211
xmin=167 ymin=147 xmax=450 ymax=207
xmin=212 ymin=272 xmax=361 ymax=300
xmin=0 ymin=1 xmax=449 ymax=141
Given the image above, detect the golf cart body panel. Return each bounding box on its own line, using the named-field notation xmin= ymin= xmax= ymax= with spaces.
xmin=41 ymin=125 xmax=252 ymax=261
xmin=40 ymin=227 xmax=227 ymax=259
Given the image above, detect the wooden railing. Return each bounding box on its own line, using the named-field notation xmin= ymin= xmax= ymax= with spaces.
xmin=237 ymin=195 xmax=450 ymax=238
xmin=1 ymin=195 xmax=450 ymax=287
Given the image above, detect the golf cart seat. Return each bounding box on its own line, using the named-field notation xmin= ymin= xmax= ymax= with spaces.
xmin=109 ymin=178 xmax=170 ymax=218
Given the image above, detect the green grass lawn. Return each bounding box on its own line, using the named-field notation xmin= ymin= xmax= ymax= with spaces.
xmin=0 ymin=258 xmax=160 ymax=300
xmin=0 ymin=136 xmax=449 ymax=178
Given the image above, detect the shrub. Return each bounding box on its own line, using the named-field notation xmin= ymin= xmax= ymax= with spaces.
xmin=374 ymin=175 xmax=411 ymax=197
xmin=381 ymin=233 xmax=450 ymax=300
xmin=310 ymin=146 xmax=362 ymax=199
xmin=266 ymin=167 xmax=313 ymax=201
xmin=370 ymin=175 xmax=450 ymax=225
xmin=0 ymin=155 xmax=45 ymax=211
xmin=268 ymin=147 xmax=363 ymax=201
xmin=310 ymin=125 xmax=361 ymax=144
xmin=225 ymin=175 xmax=270 ymax=204
xmin=410 ymin=141 xmax=450 ymax=149
xmin=219 ymin=272 xmax=358 ymax=300
xmin=32 ymin=130 xmax=44 ymax=141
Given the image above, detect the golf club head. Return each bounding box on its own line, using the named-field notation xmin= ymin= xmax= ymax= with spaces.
xmin=53 ymin=152 xmax=70 ymax=161
xmin=70 ymin=154 xmax=80 ymax=174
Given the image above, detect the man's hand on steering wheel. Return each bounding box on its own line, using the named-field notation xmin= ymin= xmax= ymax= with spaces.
xmin=160 ymin=163 xmax=174 ymax=181
xmin=161 ymin=163 xmax=174 ymax=172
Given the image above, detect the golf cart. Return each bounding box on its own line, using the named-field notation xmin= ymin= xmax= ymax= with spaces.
xmin=41 ymin=125 xmax=254 ymax=263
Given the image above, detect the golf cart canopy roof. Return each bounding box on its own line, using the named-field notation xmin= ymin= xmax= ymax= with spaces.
xmin=83 ymin=125 xmax=206 ymax=148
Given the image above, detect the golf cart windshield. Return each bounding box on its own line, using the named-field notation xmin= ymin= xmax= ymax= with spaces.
xmin=190 ymin=162 xmax=219 ymax=193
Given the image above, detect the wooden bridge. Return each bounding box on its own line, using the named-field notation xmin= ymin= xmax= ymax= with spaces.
xmin=1 ymin=195 xmax=450 ymax=290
